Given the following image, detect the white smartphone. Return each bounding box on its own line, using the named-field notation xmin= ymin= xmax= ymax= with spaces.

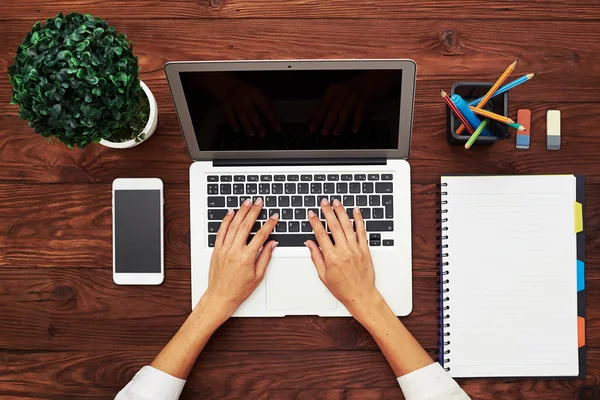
xmin=112 ymin=178 xmax=164 ymax=285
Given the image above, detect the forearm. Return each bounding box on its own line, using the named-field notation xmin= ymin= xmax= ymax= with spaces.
xmin=150 ymin=295 xmax=230 ymax=380
xmin=349 ymin=292 xmax=433 ymax=377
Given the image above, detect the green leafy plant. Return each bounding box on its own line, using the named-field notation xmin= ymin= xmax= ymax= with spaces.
xmin=8 ymin=12 xmax=149 ymax=148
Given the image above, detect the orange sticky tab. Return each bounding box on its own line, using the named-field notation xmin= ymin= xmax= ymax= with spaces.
xmin=578 ymin=316 xmax=585 ymax=347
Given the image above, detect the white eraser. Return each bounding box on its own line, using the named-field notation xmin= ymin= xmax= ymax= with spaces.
xmin=547 ymin=110 xmax=561 ymax=150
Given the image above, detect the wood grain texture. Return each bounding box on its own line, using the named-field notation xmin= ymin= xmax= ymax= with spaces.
xmin=1 ymin=1 xmax=600 ymax=398
xmin=1 ymin=0 xmax=600 ymax=21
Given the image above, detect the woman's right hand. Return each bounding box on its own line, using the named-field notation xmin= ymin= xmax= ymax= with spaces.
xmin=304 ymin=198 xmax=382 ymax=316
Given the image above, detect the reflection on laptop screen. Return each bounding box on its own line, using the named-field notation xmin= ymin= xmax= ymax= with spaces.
xmin=179 ymin=70 xmax=402 ymax=151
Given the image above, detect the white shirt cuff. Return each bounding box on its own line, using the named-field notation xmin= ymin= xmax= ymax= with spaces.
xmin=116 ymin=366 xmax=186 ymax=400
xmin=397 ymin=362 xmax=468 ymax=400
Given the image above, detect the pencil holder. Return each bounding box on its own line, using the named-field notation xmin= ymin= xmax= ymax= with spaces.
xmin=446 ymin=82 xmax=510 ymax=146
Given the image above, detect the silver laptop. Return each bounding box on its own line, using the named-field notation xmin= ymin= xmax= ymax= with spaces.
xmin=165 ymin=60 xmax=416 ymax=316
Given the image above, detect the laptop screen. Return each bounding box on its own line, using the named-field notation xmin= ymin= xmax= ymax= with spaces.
xmin=179 ymin=70 xmax=402 ymax=152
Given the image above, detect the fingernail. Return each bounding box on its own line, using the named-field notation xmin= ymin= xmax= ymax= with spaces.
xmin=270 ymin=212 xmax=279 ymax=220
xmin=321 ymin=198 xmax=329 ymax=206
xmin=227 ymin=209 xmax=234 ymax=215
xmin=308 ymin=210 xmax=316 ymax=218
xmin=333 ymin=199 xmax=341 ymax=207
xmin=303 ymin=241 xmax=308 ymax=247
xmin=271 ymin=241 xmax=279 ymax=249
xmin=255 ymin=197 xmax=263 ymax=205
xmin=243 ymin=199 xmax=252 ymax=206
xmin=354 ymin=207 xmax=360 ymax=214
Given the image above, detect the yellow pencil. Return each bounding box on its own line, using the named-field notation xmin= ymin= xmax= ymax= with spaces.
xmin=469 ymin=106 xmax=514 ymax=124
xmin=456 ymin=59 xmax=518 ymax=135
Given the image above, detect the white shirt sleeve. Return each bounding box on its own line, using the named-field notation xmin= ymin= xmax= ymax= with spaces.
xmin=397 ymin=362 xmax=470 ymax=400
xmin=115 ymin=366 xmax=186 ymax=400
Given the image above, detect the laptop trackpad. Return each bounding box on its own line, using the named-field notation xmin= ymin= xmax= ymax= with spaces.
xmin=266 ymin=257 xmax=338 ymax=311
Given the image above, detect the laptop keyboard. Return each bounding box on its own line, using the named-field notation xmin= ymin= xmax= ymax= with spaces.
xmin=206 ymin=173 xmax=394 ymax=247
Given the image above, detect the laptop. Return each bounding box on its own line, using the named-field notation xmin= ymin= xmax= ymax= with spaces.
xmin=165 ymin=60 xmax=416 ymax=316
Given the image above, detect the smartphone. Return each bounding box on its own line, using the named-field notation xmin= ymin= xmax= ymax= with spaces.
xmin=112 ymin=178 xmax=164 ymax=285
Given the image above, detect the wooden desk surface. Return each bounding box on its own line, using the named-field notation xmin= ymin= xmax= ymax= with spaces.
xmin=1 ymin=1 xmax=599 ymax=399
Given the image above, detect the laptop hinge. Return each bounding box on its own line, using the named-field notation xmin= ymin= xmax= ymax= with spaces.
xmin=213 ymin=158 xmax=387 ymax=167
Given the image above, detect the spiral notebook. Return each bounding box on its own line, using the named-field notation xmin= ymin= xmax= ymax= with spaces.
xmin=438 ymin=175 xmax=585 ymax=378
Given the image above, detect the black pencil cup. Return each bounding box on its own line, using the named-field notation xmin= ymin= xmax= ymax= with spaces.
xmin=446 ymin=82 xmax=511 ymax=146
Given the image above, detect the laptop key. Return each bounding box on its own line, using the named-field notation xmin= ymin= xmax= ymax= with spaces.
xmin=343 ymin=195 xmax=354 ymax=207
xmin=246 ymin=183 xmax=258 ymax=194
xmin=366 ymin=220 xmax=394 ymax=232
xmin=336 ymin=183 xmax=348 ymax=194
xmin=278 ymin=196 xmax=290 ymax=207
xmin=274 ymin=175 xmax=286 ymax=181
xmin=373 ymin=208 xmax=384 ymax=219
xmin=276 ymin=221 xmax=287 ymax=232
xmin=368 ymin=174 xmax=380 ymax=181
xmin=220 ymin=184 xmax=232 ymax=195
xmin=287 ymin=175 xmax=299 ymax=181
xmin=289 ymin=221 xmax=300 ymax=232
xmin=208 ymin=222 xmax=221 ymax=233
xmin=304 ymin=196 xmax=316 ymax=207
xmin=251 ymin=222 xmax=261 ymax=232
xmin=376 ymin=182 xmax=393 ymax=193
xmin=260 ymin=175 xmax=272 ymax=181
xmin=298 ymin=183 xmax=309 ymax=194
xmin=233 ymin=184 xmax=244 ymax=194
xmin=220 ymin=175 xmax=232 ymax=182
xmin=208 ymin=196 xmax=226 ymax=207
xmin=330 ymin=195 xmax=342 ymax=203
xmin=285 ymin=183 xmax=296 ymax=194
xmin=301 ymin=221 xmax=312 ymax=232
xmin=370 ymin=233 xmax=381 ymax=241
xmin=272 ymin=183 xmax=283 ymax=194
xmin=324 ymin=183 xmax=335 ymax=194
xmin=383 ymin=239 xmax=394 ymax=246
xmin=349 ymin=183 xmax=361 ymax=193
xmin=248 ymin=175 xmax=259 ymax=182
xmin=266 ymin=196 xmax=277 ymax=207
xmin=356 ymin=195 xmax=368 ymax=206
xmin=207 ymin=175 xmax=219 ymax=182
xmin=295 ymin=208 xmax=306 ymax=220
xmin=269 ymin=208 xmax=280 ymax=218
xmin=239 ymin=196 xmax=250 ymax=204
xmin=315 ymin=174 xmax=326 ymax=181
xmin=311 ymin=183 xmax=322 ymax=194
xmin=292 ymin=196 xmax=303 ymax=207
xmin=282 ymin=208 xmax=293 ymax=220
xmin=359 ymin=207 xmax=371 ymax=219
xmin=259 ymin=184 xmax=270 ymax=194
xmin=383 ymin=195 xmax=393 ymax=219
xmin=234 ymin=175 xmax=245 ymax=182
xmin=354 ymin=174 xmax=366 ymax=181
xmin=370 ymin=239 xmax=381 ymax=246
xmin=307 ymin=208 xmax=319 ymax=217
xmin=207 ymin=184 xmax=218 ymax=195
xmin=208 ymin=235 xmax=217 ymax=247
xmin=301 ymin=174 xmax=312 ymax=181
xmin=208 ymin=209 xmax=228 ymax=220
xmin=341 ymin=174 xmax=352 ymax=181
xmin=265 ymin=233 xmax=334 ymax=247
xmin=258 ymin=209 xmax=267 ymax=220
xmin=346 ymin=209 xmax=354 ymax=220
xmin=382 ymin=174 xmax=393 ymax=180
xmin=362 ymin=182 xmax=374 ymax=193
xmin=327 ymin=174 xmax=339 ymax=181
xmin=369 ymin=195 xmax=380 ymax=207
xmin=226 ymin=196 xmax=237 ymax=208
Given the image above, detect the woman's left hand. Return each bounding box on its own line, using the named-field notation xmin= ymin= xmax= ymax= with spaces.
xmin=201 ymin=197 xmax=279 ymax=319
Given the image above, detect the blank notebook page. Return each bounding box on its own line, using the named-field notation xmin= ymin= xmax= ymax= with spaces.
xmin=442 ymin=175 xmax=578 ymax=378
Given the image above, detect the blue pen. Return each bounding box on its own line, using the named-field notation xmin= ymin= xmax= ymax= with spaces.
xmin=451 ymin=94 xmax=492 ymax=136
xmin=468 ymin=73 xmax=535 ymax=106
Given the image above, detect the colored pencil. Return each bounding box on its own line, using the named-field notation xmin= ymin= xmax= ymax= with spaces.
xmin=465 ymin=119 xmax=489 ymax=149
xmin=456 ymin=59 xmax=518 ymax=134
xmin=469 ymin=106 xmax=515 ymax=124
xmin=508 ymin=123 xmax=526 ymax=131
xmin=468 ymin=73 xmax=535 ymax=106
xmin=441 ymin=90 xmax=475 ymax=135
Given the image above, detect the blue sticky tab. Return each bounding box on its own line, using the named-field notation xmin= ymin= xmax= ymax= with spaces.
xmin=450 ymin=94 xmax=493 ymax=136
xmin=577 ymin=260 xmax=585 ymax=291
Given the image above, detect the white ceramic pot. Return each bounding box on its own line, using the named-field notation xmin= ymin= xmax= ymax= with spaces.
xmin=99 ymin=80 xmax=158 ymax=149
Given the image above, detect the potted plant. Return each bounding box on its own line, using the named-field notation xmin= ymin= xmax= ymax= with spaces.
xmin=8 ymin=12 xmax=157 ymax=149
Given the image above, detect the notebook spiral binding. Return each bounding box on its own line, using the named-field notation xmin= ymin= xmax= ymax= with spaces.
xmin=436 ymin=182 xmax=451 ymax=371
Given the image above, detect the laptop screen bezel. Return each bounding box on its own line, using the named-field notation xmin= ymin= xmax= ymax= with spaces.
xmin=164 ymin=59 xmax=416 ymax=161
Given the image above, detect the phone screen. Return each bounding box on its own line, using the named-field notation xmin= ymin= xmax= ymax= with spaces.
xmin=114 ymin=189 xmax=162 ymax=273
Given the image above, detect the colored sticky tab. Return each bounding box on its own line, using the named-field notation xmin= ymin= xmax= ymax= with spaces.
xmin=577 ymin=260 xmax=585 ymax=291
xmin=450 ymin=94 xmax=493 ymax=136
xmin=575 ymin=202 xmax=583 ymax=233
xmin=578 ymin=317 xmax=585 ymax=347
